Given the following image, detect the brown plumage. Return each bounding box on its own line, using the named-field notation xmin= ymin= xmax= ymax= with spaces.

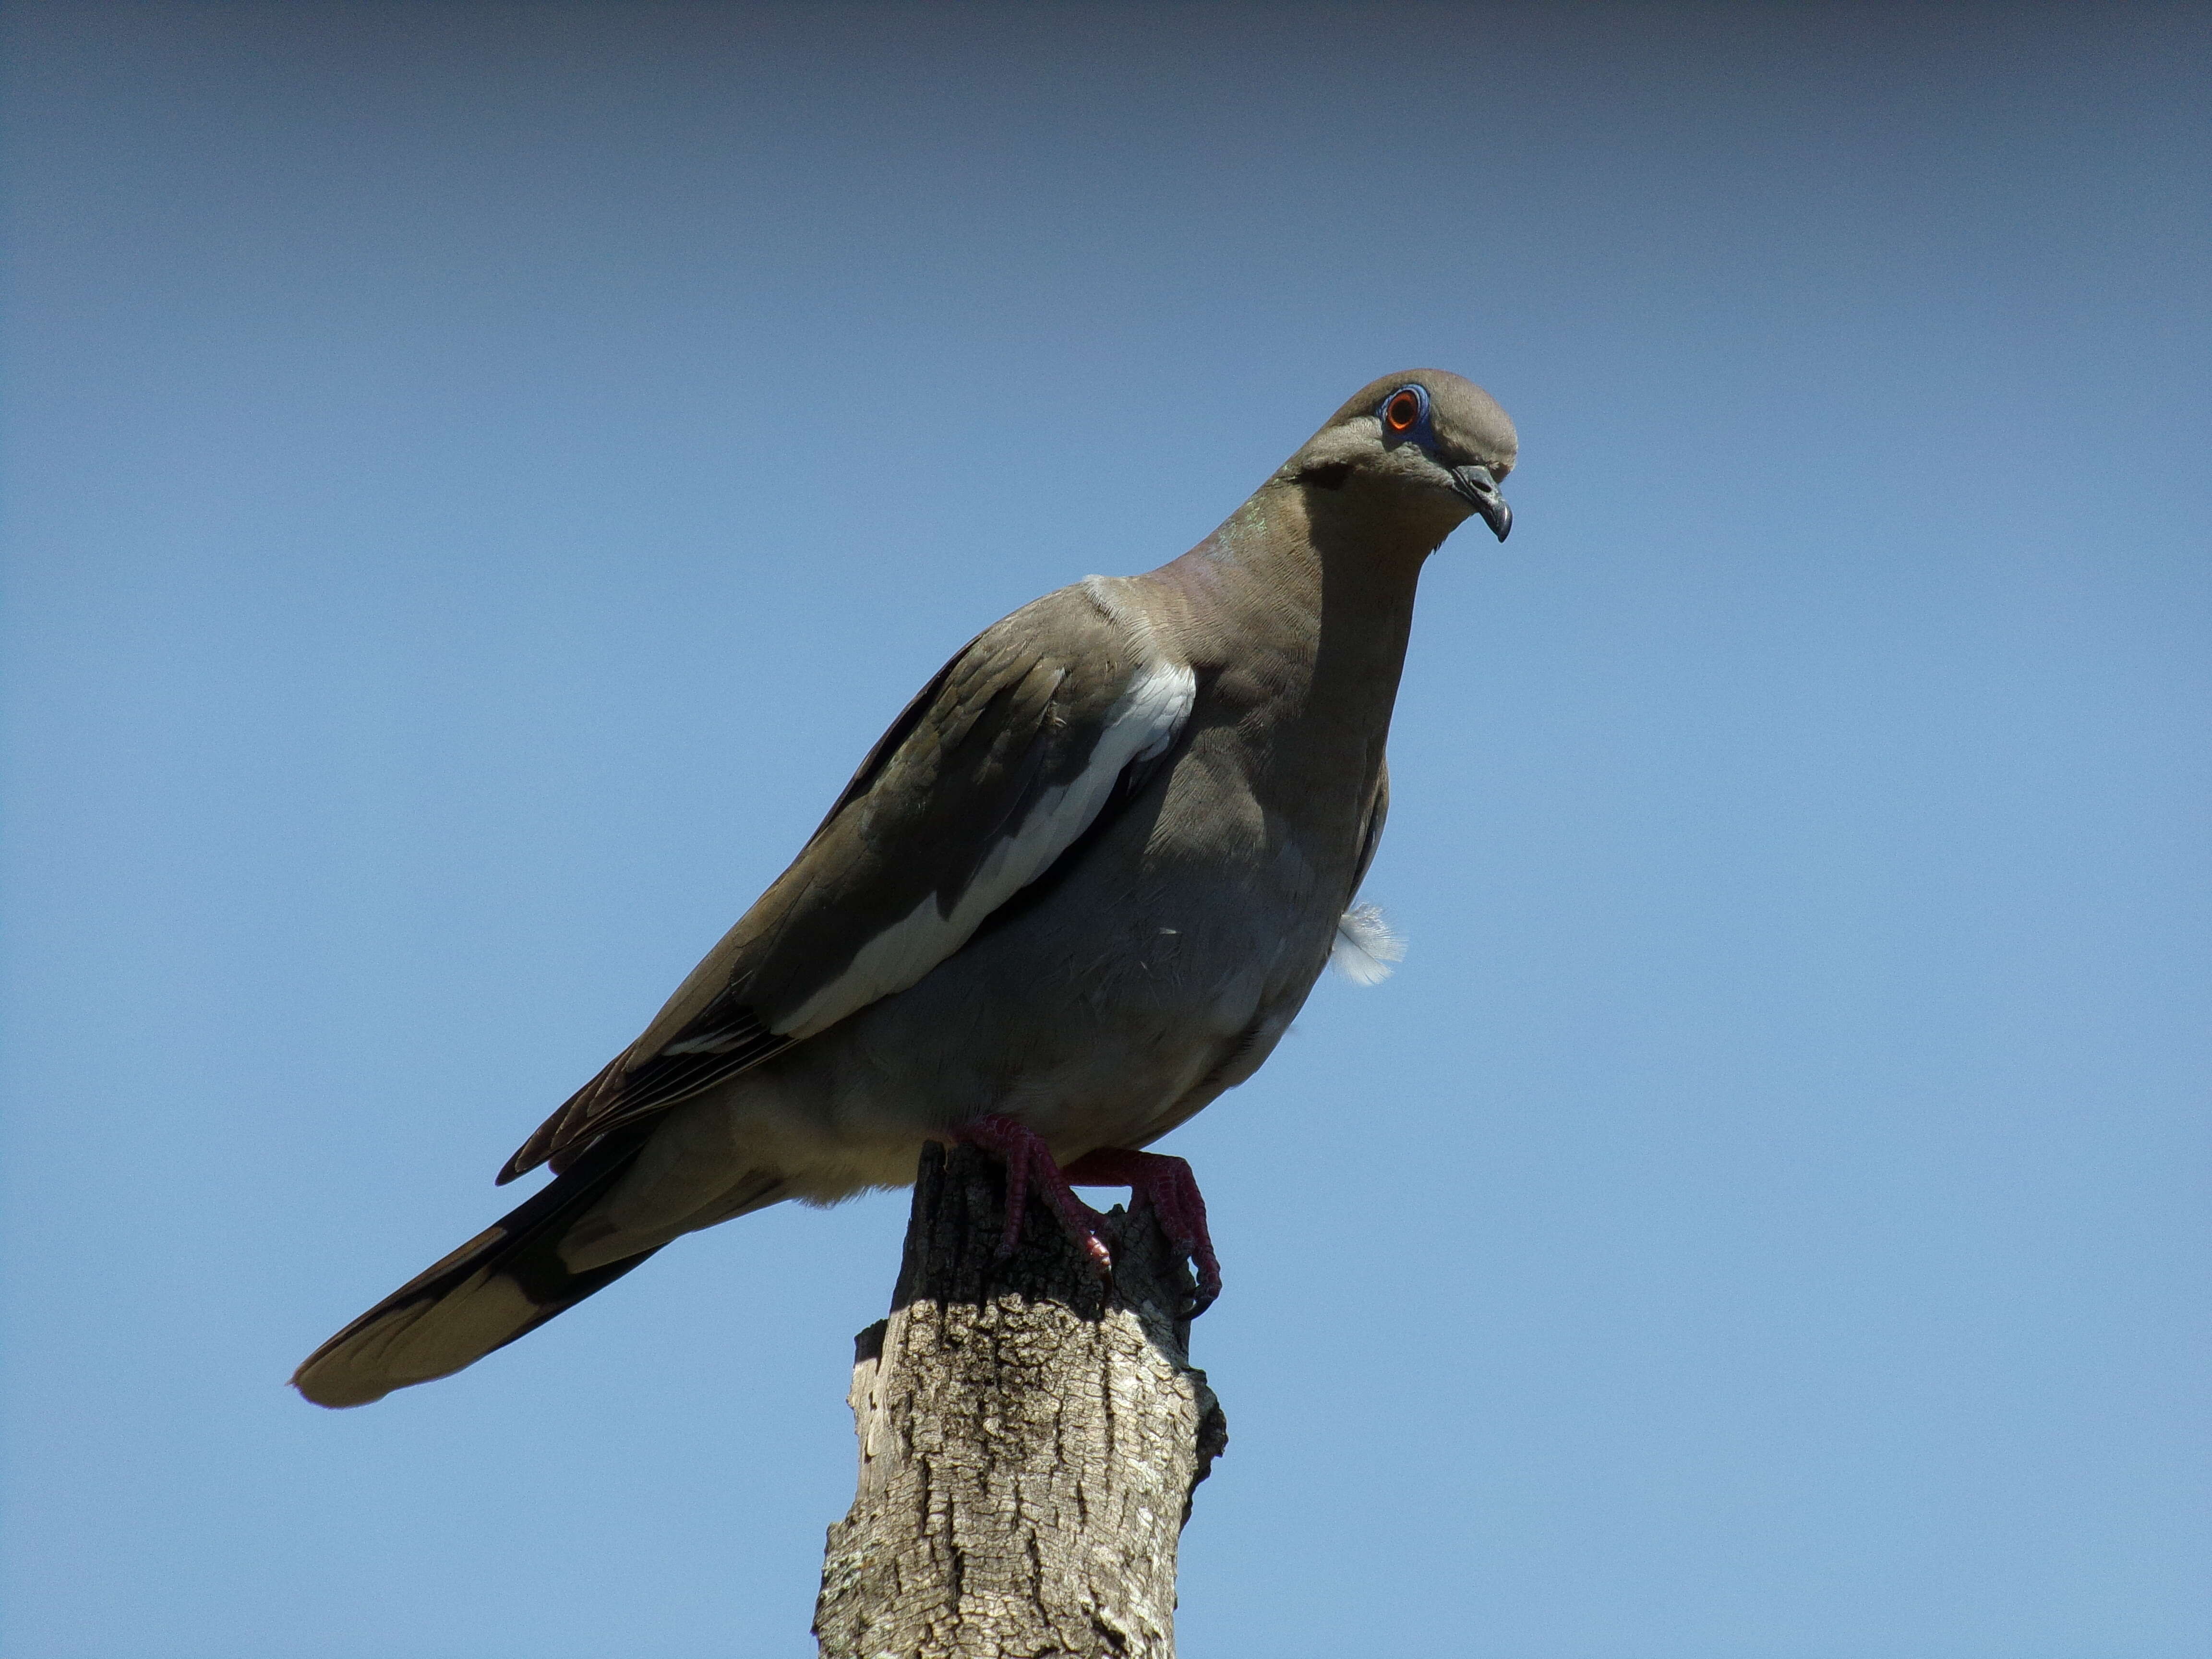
xmin=293 ymin=369 xmax=1516 ymax=1408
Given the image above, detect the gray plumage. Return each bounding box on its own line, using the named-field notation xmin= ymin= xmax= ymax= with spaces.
xmin=294 ymin=369 xmax=1517 ymax=1407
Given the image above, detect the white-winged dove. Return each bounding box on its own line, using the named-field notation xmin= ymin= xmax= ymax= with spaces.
xmin=293 ymin=370 xmax=1517 ymax=1407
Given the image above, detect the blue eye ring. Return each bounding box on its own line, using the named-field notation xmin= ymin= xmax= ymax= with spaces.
xmin=1378 ymin=384 xmax=1432 ymax=445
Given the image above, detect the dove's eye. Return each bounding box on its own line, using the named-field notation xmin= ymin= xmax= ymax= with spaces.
xmin=1382 ymin=387 xmax=1425 ymax=434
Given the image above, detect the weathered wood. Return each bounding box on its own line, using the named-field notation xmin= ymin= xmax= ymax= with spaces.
xmin=815 ymin=1141 xmax=1227 ymax=1659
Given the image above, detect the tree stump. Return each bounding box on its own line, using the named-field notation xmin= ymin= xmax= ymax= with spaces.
xmin=815 ymin=1141 xmax=1228 ymax=1659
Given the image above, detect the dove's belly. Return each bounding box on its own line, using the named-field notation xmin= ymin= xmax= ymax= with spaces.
xmin=635 ymin=735 xmax=1364 ymax=1214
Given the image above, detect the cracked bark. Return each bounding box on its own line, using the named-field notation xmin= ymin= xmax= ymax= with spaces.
xmin=815 ymin=1141 xmax=1228 ymax=1659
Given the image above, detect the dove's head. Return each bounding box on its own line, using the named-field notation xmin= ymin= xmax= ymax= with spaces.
xmin=1280 ymin=369 xmax=1518 ymax=543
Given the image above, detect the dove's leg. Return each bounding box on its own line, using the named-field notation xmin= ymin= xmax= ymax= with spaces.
xmin=1063 ymin=1147 xmax=1222 ymax=1315
xmin=950 ymin=1116 xmax=1115 ymax=1274
xmin=948 ymin=1120 xmax=1221 ymax=1313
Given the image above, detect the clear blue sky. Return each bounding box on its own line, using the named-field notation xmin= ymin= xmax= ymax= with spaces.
xmin=3 ymin=5 xmax=2206 ymax=1656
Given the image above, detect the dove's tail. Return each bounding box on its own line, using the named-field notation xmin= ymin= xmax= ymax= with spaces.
xmin=291 ymin=1128 xmax=661 ymax=1408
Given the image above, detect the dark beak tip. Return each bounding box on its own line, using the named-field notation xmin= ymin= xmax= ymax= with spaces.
xmin=1451 ymin=465 xmax=1512 ymax=542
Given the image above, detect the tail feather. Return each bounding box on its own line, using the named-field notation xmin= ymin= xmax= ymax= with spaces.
xmin=292 ymin=1129 xmax=656 ymax=1408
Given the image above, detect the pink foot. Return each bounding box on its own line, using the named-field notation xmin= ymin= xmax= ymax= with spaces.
xmin=1062 ymin=1147 xmax=1222 ymax=1316
xmin=950 ymin=1116 xmax=1114 ymax=1277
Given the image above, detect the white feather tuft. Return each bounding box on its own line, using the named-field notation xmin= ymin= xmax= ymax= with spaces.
xmin=1331 ymin=902 xmax=1406 ymax=985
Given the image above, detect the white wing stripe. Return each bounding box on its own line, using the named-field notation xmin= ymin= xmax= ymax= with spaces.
xmin=771 ymin=658 xmax=1196 ymax=1039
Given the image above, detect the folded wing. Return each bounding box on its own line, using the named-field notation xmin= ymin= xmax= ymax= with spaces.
xmin=500 ymin=581 xmax=1195 ymax=1183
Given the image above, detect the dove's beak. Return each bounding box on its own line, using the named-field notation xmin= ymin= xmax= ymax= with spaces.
xmin=1451 ymin=466 xmax=1512 ymax=541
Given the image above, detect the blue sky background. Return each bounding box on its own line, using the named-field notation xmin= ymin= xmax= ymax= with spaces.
xmin=2 ymin=5 xmax=2207 ymax=1656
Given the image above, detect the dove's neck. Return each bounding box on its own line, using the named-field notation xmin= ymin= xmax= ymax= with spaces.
xmin=1152 ymin=484 xmax=1441 ymax=789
